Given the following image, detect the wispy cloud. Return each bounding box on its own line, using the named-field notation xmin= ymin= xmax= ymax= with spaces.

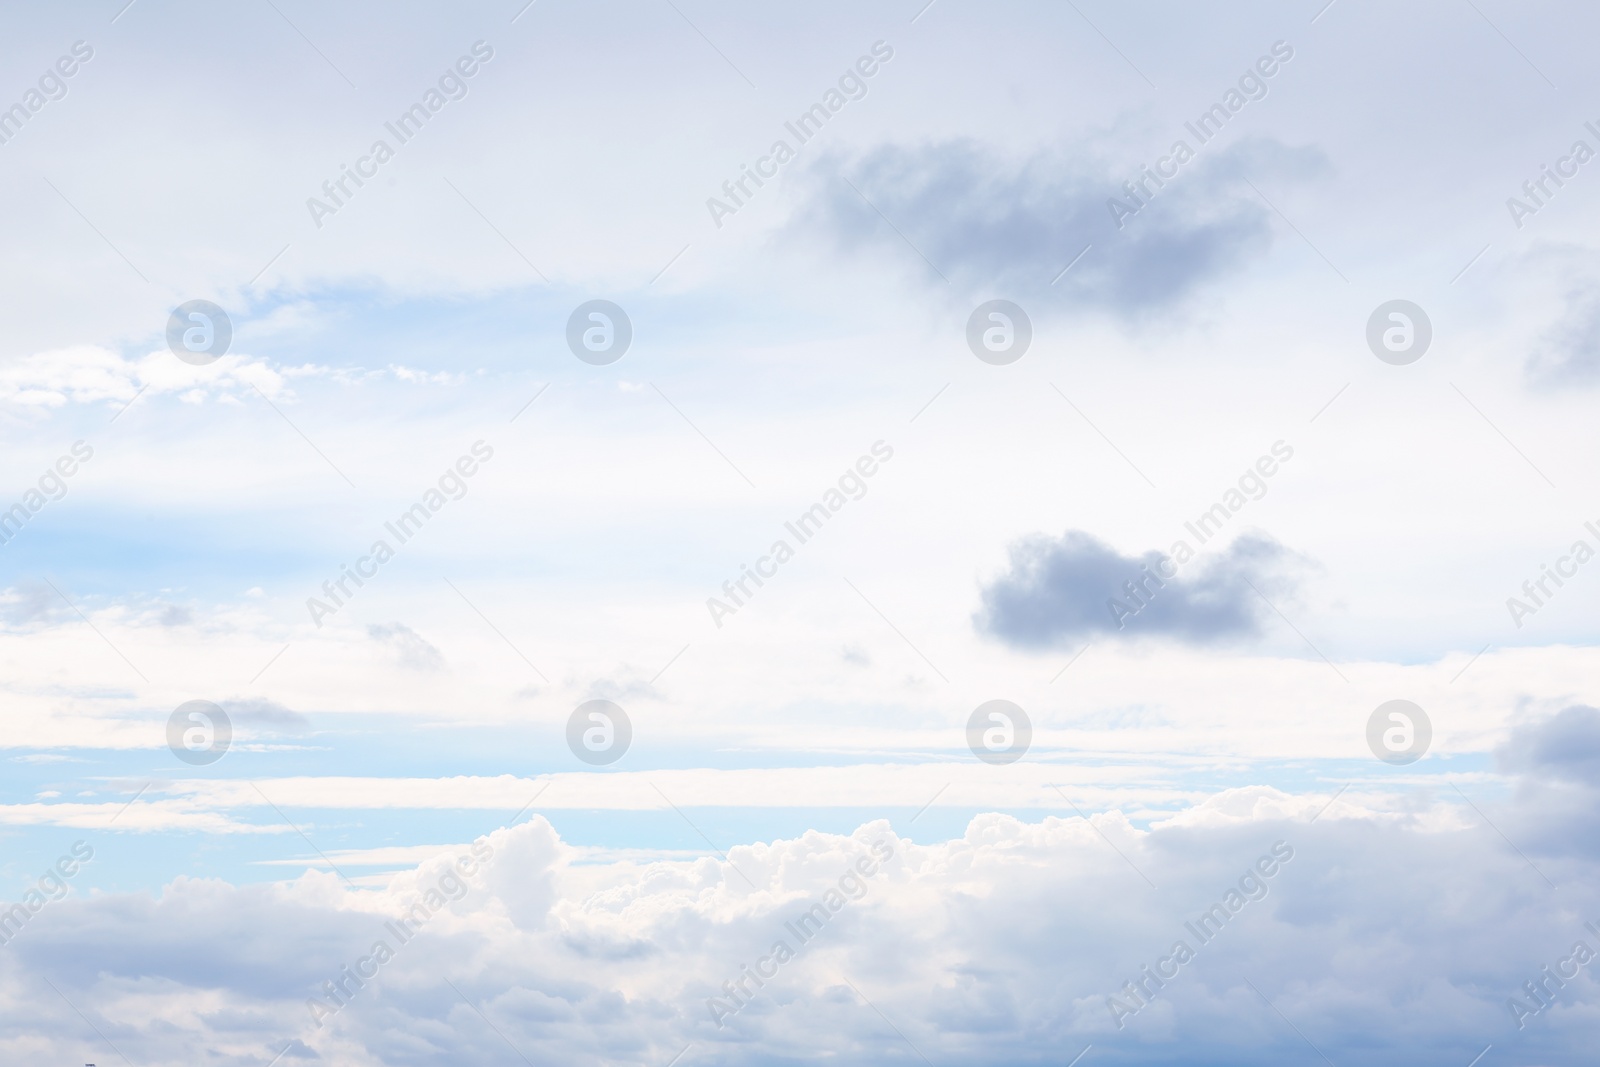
xmin=791 ymin=138 xmax=1324 ymax=313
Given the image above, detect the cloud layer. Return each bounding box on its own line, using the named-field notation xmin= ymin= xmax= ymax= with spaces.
xmin=4 ymin=771 xmax=1597 ymax=1066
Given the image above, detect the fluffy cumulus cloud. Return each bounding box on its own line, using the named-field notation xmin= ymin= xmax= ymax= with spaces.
xmin=975 ymin=530 xmax=1298 ymax=648
xmin=3 ymin=766 xmax=1599 ymax=1066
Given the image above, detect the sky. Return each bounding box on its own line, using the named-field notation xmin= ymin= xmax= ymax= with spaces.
xmin=2 ymin=0 xmax=1599 ymax=1064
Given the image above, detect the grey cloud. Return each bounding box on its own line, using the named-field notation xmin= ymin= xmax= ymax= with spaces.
xmin=976 ymin=531 xmax=1296 ymax=647
xmin=790 ymin=137 xmax=1325 ymax=314
xmin=225 ymin=697 xmax=312 ymax=734
xmin=0 ymin=583 xmax=66 ymax=626
xmin=158 ymin=604 xmax=193 ymax=627
xmin=1528 ymin=284 xmax=1600 ymax=385
xmin=1489 ymin=706 xmax=1600 ymax=863
xmin=1498 ymin=705 xmax=1600 ymax=786
xmin=586 ymin=670 xmax=661 ymax=703
xmin=367 ymin=622 xmax=445 ymax=672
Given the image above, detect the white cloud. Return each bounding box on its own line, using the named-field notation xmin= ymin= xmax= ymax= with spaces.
xmin=0 ymin=345 xmax=288 ymax=407
xmin=1 ymin=795 xmax=1595 ymax=1065
xmin=0 ymin=345 xmax=465 ymax=411
xmin=0 ymin=799 xmax=284 ymax=834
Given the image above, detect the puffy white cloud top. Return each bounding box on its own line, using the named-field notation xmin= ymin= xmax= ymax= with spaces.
xmin=5 ymin=764 xmax=1598 ymax=1066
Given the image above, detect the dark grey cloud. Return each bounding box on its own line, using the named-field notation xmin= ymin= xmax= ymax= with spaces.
xmin=976 ymin=530 xmax=1296 ymax=647
xmin=791 ymin=137 xmax=1325 ymax=313
xmin=1490 ymin=706 xmax=1600 ymax=864
xmin=367 ymin=622 xmax=445 ymax=672
xmin=1498 ymin=705 xmax=1600 ymax=786
xmin=1528 ymin=284 xmax=1600 ymax=385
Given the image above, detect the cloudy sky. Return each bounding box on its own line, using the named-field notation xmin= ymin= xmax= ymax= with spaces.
xmin=2 ymin=0 xmax=1600 ymax=1063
